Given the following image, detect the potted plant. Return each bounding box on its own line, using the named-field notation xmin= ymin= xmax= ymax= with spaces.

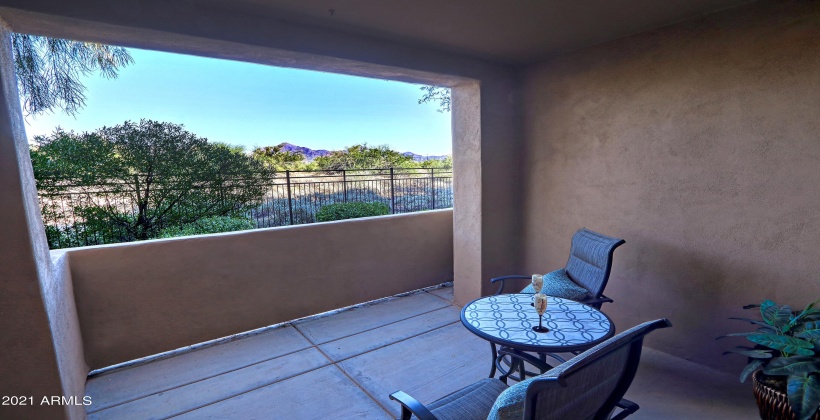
xmin=722 ymin=299 xmax=820 ymax=420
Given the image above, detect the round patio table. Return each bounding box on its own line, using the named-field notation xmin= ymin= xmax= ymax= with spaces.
xmin=460 ymin=293 xmax=615 ymax=381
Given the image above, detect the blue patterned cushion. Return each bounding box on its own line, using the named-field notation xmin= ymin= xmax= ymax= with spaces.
xmin=520 ymin=269 xmax=589 ymax=301
xmin=487 ymin=375 xmax=537 ymax=420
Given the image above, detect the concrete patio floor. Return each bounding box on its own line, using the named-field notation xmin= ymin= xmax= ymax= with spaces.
xmin=85 ymin=285 xmax=758 ymax=419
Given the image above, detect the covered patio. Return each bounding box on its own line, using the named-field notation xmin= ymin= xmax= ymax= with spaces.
xmin=1 ymin=0 xmax=819 ymax=419
xmin=84 ymin=286 xmax=754 ymax=419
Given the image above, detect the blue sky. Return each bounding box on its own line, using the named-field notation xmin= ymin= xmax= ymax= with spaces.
xmin=22 ymin=48 xmax=452 ymax=156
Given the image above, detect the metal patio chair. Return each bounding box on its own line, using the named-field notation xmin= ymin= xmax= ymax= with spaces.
xmin=390 ymin=319 xmax=671 ymax=420
xmin=492 ymin=228 xmax=626 ymax=309
xmin=488 ymin=228 xmax=626 ymax=379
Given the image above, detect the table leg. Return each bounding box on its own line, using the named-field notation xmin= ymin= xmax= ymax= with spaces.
xmin=489 ymin=342 xmax=498 ymax=378
xmin=498 ymin=355 xmax=513 ymax=385
xmin=539 ymin=353 xmax=548 ymax=374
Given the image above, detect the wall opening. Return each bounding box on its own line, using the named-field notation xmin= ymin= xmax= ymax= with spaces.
xmin=15 ymin=36 xmax=455 ymax=249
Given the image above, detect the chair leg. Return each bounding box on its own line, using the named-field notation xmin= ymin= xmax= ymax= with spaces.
xmin=610 ymin=398 xmax=640 ymax=420
xmin=400 ymin=406 xmax=412 ymax=420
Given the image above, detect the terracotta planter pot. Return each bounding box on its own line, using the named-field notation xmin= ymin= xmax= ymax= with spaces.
xmin=753 ymin=370 xmax=820 ymax=420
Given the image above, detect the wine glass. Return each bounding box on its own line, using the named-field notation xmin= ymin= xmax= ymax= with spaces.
xmin=532 ymin=293 xmax=549 ymax=333
xmin=531 ymin=274 xmax=544 ymax=294
xmin=530 ymin=274 xmax=544 ymax=307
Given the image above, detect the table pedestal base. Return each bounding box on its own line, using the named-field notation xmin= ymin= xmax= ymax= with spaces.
xmin=492 ymin=345 xmax=564 ymax=384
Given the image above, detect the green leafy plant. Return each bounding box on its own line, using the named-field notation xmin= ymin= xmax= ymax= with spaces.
xmin=315 ymin=201 xmax=390 ymax=222
xmin=418 ymin=85 xmax=451 ymax=112
xmin=12 ymin=33 xmax=133 ymax=116
xmin=721 ymin=299 xmax=820 ymax=420
xmin=158 ymin=216 xmax=254 ymax=238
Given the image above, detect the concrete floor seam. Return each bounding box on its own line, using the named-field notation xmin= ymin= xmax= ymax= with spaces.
xmin=326 ymin=320 xmax=460 ymax=364
xmin=161 ymin=362 xmax=337 ymax=420
xmin=425 ymin=289 xmax=456 ymax=304
xmin=293 ymin=303 xmax=455 ymax=346
xmin=304 ymin=329 xmax=394 ymax=418
xmin=86 ymin=343 xmax=317 ymax=414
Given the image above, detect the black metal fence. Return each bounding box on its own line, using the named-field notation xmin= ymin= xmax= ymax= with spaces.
xmin=38 ymin=168 xmax=453 ymax=248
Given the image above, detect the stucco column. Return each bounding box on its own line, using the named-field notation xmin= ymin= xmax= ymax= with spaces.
xmin=452 ymin=77 xmax=522 ymax=306
xmin=0 ymin=24 xmax=87 ymax=419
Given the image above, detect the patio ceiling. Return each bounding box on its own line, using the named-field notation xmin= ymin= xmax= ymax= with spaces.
xmin=199 ymin=0 xmax=751 ymax=64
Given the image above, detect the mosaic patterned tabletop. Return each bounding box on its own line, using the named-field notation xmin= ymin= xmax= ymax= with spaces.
xmin=461 ymin=294 xmax=614 ymax=351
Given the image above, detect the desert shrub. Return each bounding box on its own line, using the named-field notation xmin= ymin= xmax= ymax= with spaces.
xmin=251 ymin=186 xmax=391 ymax=227
xmin=315 ymin=201 xmax=390 ymax=222
xmin=251 ymin=196 xmax=329 ymax=227
xmin=43 ymin=208 xmax=138 ymax=249
xmin=45 ymin=224 xmax=84 ymax=249
xmin=159 ymin=216 xmax=254 ymax=238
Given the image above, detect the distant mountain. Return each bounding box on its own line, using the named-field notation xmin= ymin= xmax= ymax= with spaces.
xmin=277 ymin=142 xmax=448 ymax=162
xmin=279 ymin=143 xmax=331 ymax=161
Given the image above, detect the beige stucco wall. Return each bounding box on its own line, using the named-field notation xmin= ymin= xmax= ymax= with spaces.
xmin=520 ymin=0 xmax=820 ymax=373
xmin=0 ymin=26 xmax=87 ymax=419
xmin=64 ymin=210 xmax=453 ymax=369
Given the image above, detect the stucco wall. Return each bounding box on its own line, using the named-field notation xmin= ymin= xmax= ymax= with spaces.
xmin=64 ymin=210 xmax=453 ymax=369
xmin=0 ymin=26 xmax=87 ymax=419
xmin=520 ymin=0 xmax=820 ymax=373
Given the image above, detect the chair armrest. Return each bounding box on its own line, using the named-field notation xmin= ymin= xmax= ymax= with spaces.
xmin=610 ymin=398 xmax=640 ymax=420
xmin=389 ymin=391 xmax=438 ymax=420
xmin=490 ymin=275 xmax=531 ymax=295
xmin=579 ymin=294 xmax=614 ymax=308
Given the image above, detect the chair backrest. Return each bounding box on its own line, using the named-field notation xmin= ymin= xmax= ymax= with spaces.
xmin=564 ymin=228 xmax=625 ymax=298
xmin=523 ymin=319 xmax=671 ymax=420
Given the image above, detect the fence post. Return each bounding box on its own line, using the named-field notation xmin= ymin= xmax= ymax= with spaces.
xmin=389 ymin=168 xmax=395 ymax=214
xmin=342 ymin=170 xmax=348 ymax=203
xmin=430 ymin=168 xmax=436 ymax=210
xmin=286 ymin=170 xmax=294 ymax=225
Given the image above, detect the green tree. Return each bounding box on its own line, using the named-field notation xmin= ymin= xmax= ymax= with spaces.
xmin=252 ymin=143 xmax=318 ymax=171
xmin=416 ymin=155 xmax=452 ymax=169
xmin=314 ymin=144 xmax=416 ymax=170
xmin=32 ymin=120 xmax=271 ymax=242
xmin=418 ymin=85 xmax=451 ymax=112
xmin=11 ymin=33 xmax=133 ymax=116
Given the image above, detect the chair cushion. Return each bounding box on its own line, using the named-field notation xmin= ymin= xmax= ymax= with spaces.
xmin=487 ymin=375 xmax=537 ymax=420
xmin=423 ymin=378 xmax=508 ymax=420
xmin=520 ymin=269 xmax=590 ymax=301
xmin=487 ymin=346 xmax=623 ymax=420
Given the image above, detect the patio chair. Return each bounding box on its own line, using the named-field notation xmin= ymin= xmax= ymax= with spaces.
xmin=488 ymin=228 xmax=626 ymax=379
xmin=389 ymin=318 xmax=671 ymax=420
xmin=492 ymin=228 xmax=625 ymax=310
